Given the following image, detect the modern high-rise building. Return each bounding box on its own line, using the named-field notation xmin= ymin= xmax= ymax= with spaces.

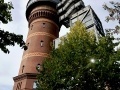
xmin=13 ymin=0 xmax=60 ymax=89
xmin=54 ymin=5 xmax=105 ymax=48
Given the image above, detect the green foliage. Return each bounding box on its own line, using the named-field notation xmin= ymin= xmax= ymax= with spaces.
xmin=0 ymin=0 xmax=13 ymax=23
xmin=0 ymin=0 xmax=25 ymax=53
xmin=103 ymin=1 xmax=120 ymax=24
xmin=0 ymin=30 xmax=25 ymax=53
xmin=37 ymin=21 xmax=120 ymax=90
xmin=103 ymin=1 xmax=120 ymax=35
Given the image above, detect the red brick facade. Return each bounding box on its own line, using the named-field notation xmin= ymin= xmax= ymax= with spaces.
xmin=13 ymin=2 xmax=60 ymax=90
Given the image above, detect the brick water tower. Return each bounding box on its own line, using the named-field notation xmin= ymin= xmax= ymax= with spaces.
xmin=13 ymin=0 xmax=60 ymax=89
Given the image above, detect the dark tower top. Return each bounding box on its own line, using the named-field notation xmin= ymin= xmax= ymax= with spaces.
xmin=26 ymin=0 xmax=60 ymax=21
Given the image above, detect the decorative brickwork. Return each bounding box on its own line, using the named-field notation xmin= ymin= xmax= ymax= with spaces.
xmin=29 ymin=10 xmax=58 ymax=25
xmin=27 ymin=32 xmax=56 ymax=40
xmin=22 ymin=52 xmax=49 ymax=60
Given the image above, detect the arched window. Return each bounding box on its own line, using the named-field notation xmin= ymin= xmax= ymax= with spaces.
xmin=16 ymin=82 xmax=22 ymax=90
xmin=30 ymin=25 xmax=33 ymax=30
xmin=40 ymin=40 xmax=44 ymax=47
xmin=36 ymin=64 xmax=41 ymax=71
xmin=42 ymin=23 xmax=46 ymax=28
xmin=22 ymin=65 xmax=25 ymax=73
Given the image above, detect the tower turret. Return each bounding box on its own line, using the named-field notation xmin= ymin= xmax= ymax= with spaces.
xmin=13 ymin=0 xmax=60 ymax=89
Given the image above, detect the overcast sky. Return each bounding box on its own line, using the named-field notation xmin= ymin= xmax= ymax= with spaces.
xmin=0 ymin=0 xmax=119 ymax=90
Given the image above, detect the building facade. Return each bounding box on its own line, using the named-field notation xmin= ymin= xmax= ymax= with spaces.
xmin=54 ymin=5 xmax=105 ymax=49
xmin=13 ymin=0 xmax=60 ymax=89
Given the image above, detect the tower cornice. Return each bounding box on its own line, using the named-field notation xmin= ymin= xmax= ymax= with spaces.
xmin=13 ymin=73 xmax=37 ymax=82
xmin=28 ymin=9 xmax=59 ymax=25
xmin=26 ymin=0 xmax=60 ymax=21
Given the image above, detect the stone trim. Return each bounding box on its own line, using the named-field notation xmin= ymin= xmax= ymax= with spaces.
xmin=13 ymin=73 xmax=37 ymax=82
xmin=27 ymin=32 xmax=56 ymax=40
xmin=30 ymin=18 xmax=60 ymax=30
xmin=22 ymin=52 xmax=49 ymax=60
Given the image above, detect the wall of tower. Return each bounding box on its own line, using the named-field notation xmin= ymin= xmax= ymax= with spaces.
xmin=13 ymin=4 xmax=60 ymax=90
xmin=19 ymin=18 xmax=59 ymax=75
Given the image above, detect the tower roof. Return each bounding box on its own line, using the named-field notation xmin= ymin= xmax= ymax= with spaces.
xmin=26 ymin=0 xmax=61 ymax=21
xmin=27 ymin=0 xmax=60 ymax=8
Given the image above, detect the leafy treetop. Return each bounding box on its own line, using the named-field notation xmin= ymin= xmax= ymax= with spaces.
xmin=0 ymin=0 xmax=25 ymax=53
xmin=37 ymin=21 xmax=120 ymax=90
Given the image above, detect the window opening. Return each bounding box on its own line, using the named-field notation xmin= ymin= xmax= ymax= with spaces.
xmin=16 ymin=83 xmax=19 ymax=90
xmin=50 ymin=42 xmax=53 ymax=47
xmin=16 ymin=82 xmax=22 ymax=90
xmin=42 ymin=23 xmax=46 ymax=28
xmin=40 ymin=40 xmax=44 ymax=47
xmin=22 ymin=65 xmax=25 ymax=73
xmin=27 ymin=43 xmax=29 ymax=46
xmin=20 ymin=82 xmax=22 ymax=89
xmin=36 ymin=64 xmax=41 ymax=71
xmin=31 ymin=25 xmax=33 ymax=30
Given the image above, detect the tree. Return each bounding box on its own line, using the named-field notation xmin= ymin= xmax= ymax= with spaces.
xmin=0 ymin=0 xmax=25 ymax=53
xmin=103 ymin=1 xmax=120 ymax=36
xmin=37 ymin=21 xmax=120 ymax=90
xmin=103 ymin=1 xmax=120 ymax=24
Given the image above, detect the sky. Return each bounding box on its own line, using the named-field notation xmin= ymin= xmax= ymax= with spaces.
xmin=0 ymin=0 xmax=119 ymax=90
